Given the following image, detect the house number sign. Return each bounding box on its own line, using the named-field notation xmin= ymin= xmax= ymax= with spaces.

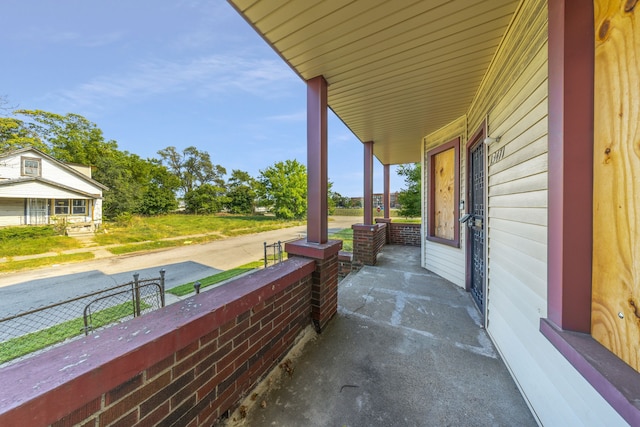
xmin=488 ymin=146 xmax=506 ymax=166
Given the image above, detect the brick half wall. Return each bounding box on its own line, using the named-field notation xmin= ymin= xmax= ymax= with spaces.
xmin=0 ymin=258 xmax=317 ymax=427
xmin=388 ymin=222 xmax=421 ymax=246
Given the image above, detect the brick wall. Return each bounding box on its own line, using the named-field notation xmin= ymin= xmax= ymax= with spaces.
xmin=338 ymin=251 xmax=353 ymax=279
xmin=352 ymin=223 xmax=387 ymax=270
xmin=389 ymin=222 xmax=421 ymax=246
xmin=0 ymin=258 xmax=318 ymax=427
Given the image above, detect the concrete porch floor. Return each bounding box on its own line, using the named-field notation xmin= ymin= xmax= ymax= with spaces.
xmin=237 ymin=245 xmax=537 ymax=427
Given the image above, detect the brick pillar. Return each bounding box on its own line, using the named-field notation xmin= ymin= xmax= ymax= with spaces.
xmin=285 ymin=239 xmax=342 ymax=332
xmin=352 ymin=223 xmax=386 ymax=269
xmin=375 ymin=217 xmax=392 ymax=244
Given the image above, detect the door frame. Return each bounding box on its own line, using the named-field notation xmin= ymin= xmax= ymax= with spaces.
xmin=465 ymin=122 xmax=488 ymax=321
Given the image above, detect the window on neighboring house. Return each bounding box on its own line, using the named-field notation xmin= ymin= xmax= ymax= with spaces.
xmin=54 ymin=199 xmax=69 ymax=215
xmin=426 ymin=138 xmax=460 ymax=247
xmin=21 ymin=157 xmax=41 ymax=177
xmin=72 ymin=199 xmax=87 ymax=215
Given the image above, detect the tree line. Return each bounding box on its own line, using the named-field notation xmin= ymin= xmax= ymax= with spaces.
xmin=0 ymin=105 xmax=362 ymax=220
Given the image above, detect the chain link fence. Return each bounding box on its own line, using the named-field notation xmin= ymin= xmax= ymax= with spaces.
xmin=0 ymin=270 xmax=166 ymax=367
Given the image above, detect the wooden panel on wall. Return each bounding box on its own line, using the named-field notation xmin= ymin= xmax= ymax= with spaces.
xmin=433 ymin=148 xmax=455 ymax=240
xmin=592 ymin=0 xmax=640 ymax=372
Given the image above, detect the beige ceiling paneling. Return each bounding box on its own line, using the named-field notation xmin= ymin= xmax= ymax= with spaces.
xmin=229 ymin=0 xmax=521 ymax=165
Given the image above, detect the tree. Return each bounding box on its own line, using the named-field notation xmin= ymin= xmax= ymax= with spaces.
xmin=397 ymin=163 xmax=421 ymax=218
xmin=158 ymin=146 xmax=226 ymax=196
xmin=225 ymin=169 xmax=256 ymax=214
xmin=184 ymin=183 xmax=227 ymax=214
xmin=139 ymin=161 xmax=180 ymax=215
xmin=257 ymin=159 xmax=307 ymax=220
xmin=14 ymin=110 xmax=118 ymax=165
xmin=0 ymin=100 xmax=46 ymax=152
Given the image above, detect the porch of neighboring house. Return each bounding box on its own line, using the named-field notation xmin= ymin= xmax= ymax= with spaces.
xmin=238 ymin=245 xmax=536 ymax=426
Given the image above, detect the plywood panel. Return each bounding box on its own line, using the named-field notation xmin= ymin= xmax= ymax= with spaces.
xmin=592 ymin=0 xmax=640 ymax=372
xmin=433 ymin=148 xmax=455 ymax=240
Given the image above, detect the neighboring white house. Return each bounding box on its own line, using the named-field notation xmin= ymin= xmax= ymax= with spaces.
xmin=0 ymin=147 xmax=107 ymax=231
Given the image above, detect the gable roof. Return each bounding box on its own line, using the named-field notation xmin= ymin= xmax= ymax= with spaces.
xmin=0 ymin=146 xmax=109 ymax=191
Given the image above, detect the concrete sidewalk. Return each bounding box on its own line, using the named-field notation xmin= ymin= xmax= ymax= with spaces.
xmin=234 ymin=246 xmax=537 ymax=427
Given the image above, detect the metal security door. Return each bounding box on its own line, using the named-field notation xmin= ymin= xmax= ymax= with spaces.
xmin=468 ymin=141 xmax=485 ymax=313
xmin=28 ymin=199 xmax=48 ymax=225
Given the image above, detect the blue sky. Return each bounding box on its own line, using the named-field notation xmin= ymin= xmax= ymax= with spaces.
xmin=0 ymin=0 xmax=405 ymax=197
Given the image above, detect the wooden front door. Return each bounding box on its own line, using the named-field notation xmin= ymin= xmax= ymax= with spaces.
xmin=468 ymin=139 xmax=485 ymax=313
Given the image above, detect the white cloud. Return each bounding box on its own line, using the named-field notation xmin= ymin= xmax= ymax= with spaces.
xmin=55 ymin=54 xmax=300 ymax=109
xmin=265 ymin=110 xmax=306 ymax=122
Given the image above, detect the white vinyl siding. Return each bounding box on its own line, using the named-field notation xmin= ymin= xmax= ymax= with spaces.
xmin=420 ymin=0 xmax=626 ymax=424
xmin=473 ymin=0 xmax=625 ymax=424
xmin=0 ymin=198 xmax=24 ymax=226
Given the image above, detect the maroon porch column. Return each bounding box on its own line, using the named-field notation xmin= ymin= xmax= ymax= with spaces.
xmin=383 ymin=164 xmax=391 ymax=219
xmin=547 ymin=0 xmax=594 ymax=332
xmin=307 ymin=75 xmax=328 ymax=244
xmin=285 ymin=75 xmax=338 ymax=333
xmin=363 ymin=141 xmax=374 ymax=225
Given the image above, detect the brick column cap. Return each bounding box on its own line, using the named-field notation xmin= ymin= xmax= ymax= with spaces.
xmin=285 ymin=239 xmax=342 ymax=260
xmin=352 ymin=223 xmax=385 ymax=232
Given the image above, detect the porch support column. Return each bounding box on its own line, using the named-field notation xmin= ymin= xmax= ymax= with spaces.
xmin=547 ymin=0 xmax=594 ymax=332
xmin=286 ymin=75 xmax=340 ymax=333
xmin=363 ymin=141 xmax=374 ymax=225
xmin=383 ymin=164 xmax=391 ymax=219
xmin=306 ymin=75 xmax=328 ymax=244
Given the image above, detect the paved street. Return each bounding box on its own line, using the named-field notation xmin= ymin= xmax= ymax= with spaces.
xmin=0 ymin=216 xmax=358 ymax=317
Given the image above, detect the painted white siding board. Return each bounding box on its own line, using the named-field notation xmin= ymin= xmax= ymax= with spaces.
xmin=489 ymin=149 xmax=548 ymax=189
xmin=489 ymin=189 xmax=547 ymax=208
xmin=489 ymin=206 xmax=547 ymax=226
xmin=489 ymin=79 xmax=547 ymax=143
xmin=488 ymin=309 xmax=627 ymax=427
xmin=490 ymin=217 xmax=547 ymax=244
xmin=0 ymin=198 xmax=23 ymax=226
xmin=0 ymin=182 xmax=87 ymax=199
xmin=488 ymin=44 xmax=548 ymax=128
xmin=489 ymin=171 xmax=547 ymax=197
xmin=489 ymin=239 xmax=546 ymax=299
xmin=489 ymin=267 xmax=545 ymax=331
xmin=490 ymin=227 xmax=546 ymax=263
xmin=425 ymin=242 xmax=465 ymax=287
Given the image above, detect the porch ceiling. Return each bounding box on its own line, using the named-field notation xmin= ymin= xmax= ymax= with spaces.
xmin=229 ymin=0 xmax=521 ymax=165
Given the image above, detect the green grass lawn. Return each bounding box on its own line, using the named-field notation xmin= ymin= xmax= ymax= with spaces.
xmin=0 ymin=300 xmax=149 ymax=364
xmin=167 ymin=261 xmax=263 ymax=296
xmin=0 ymin=226 xmax=82 ymax=257
xmin=0 ymin=252 xmax=95 ymax=273
xmin=94 ymin=214 xmax=305 ymax=246
xmin=329 ymin=228 xmax=353 ymax=252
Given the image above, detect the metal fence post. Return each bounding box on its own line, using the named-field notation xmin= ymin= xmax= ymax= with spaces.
xmin=278 ymin=240 xmax=282 ymax=263
xmin=133 ymin=272 xmax=141 ymax=317
xmin=264 ymin=241 xmax=267 ymax=268
xmin=159 ymin=269 xmax=166 ymax=307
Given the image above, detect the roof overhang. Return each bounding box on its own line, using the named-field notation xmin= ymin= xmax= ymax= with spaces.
xmin=229 ymin=0 xmax=521 ymax=165
xmin=0 ymin=177 xmax=101 ymax=199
